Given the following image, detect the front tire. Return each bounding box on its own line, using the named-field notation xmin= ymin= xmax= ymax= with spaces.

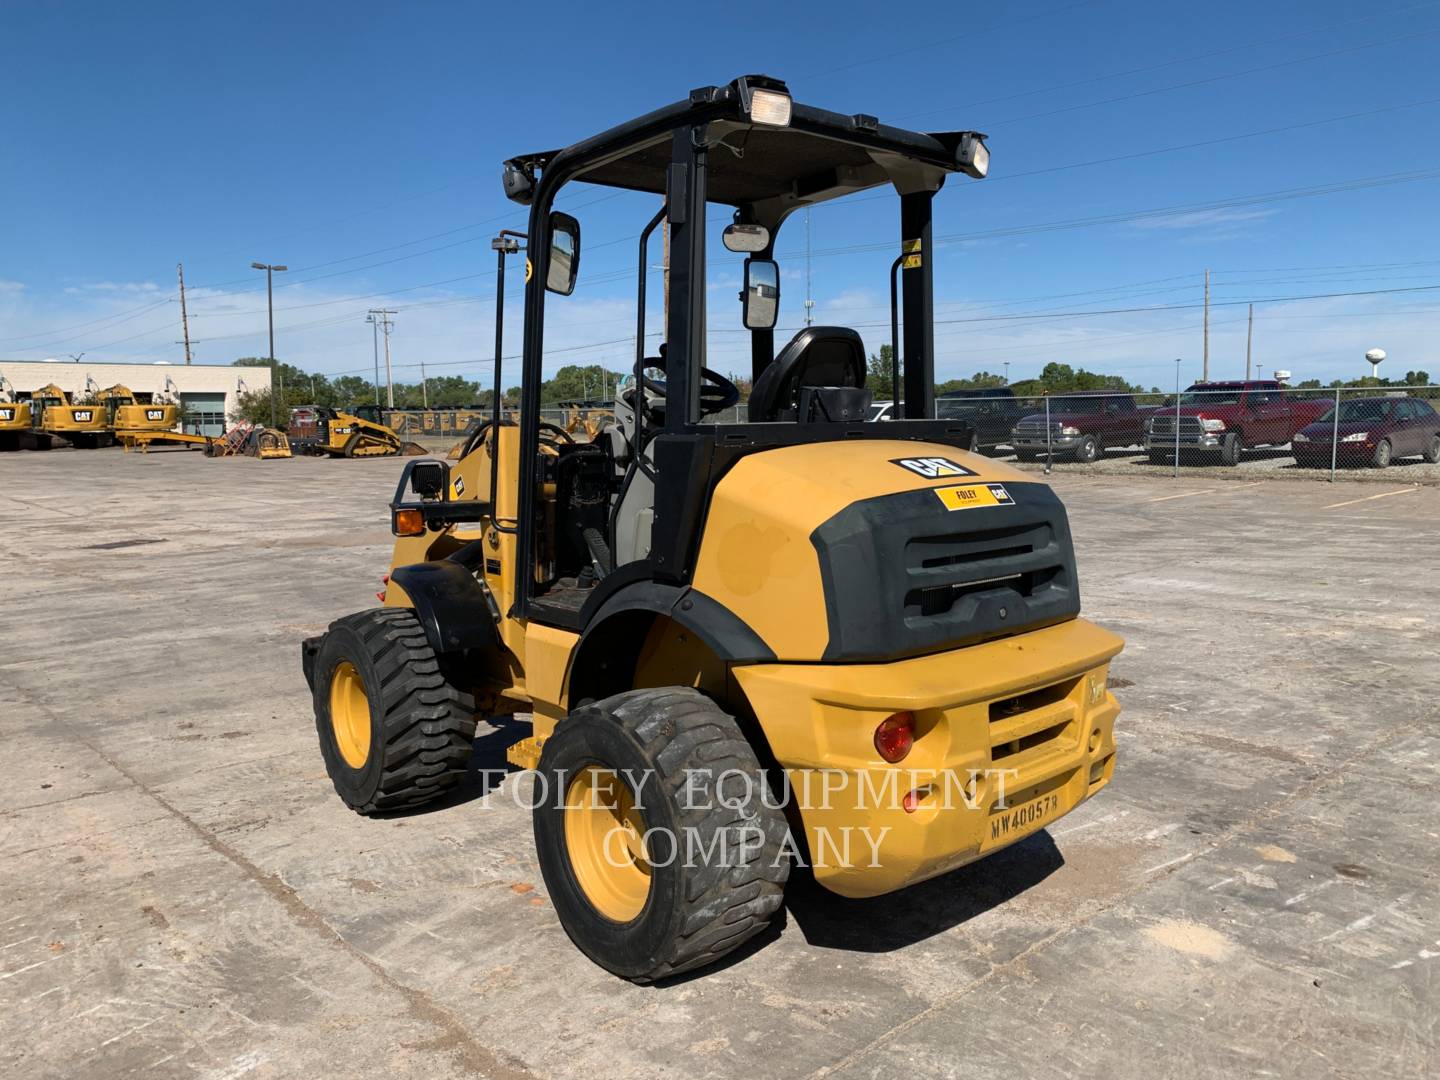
xmin=1074 ymin=434 xmax=1099 ymax=463
xmin=1424 ymin=434 xmax=1440 ymax=464
xmin=1218 ymin=432 xmax=1242 ymax=466
xmin=1370 ymin=439 xmax=1392 ymax=469
xmin=312 ymin=608 xmax=477 ymax=814
xmin=533 ymin=688 xmax=789 ymax=983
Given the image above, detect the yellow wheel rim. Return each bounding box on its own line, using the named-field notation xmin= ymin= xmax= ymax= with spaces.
xmin=329 ymin=661 xmax=371 ymax=769
xmin=564 ymin=766 xmax=651 ymax=922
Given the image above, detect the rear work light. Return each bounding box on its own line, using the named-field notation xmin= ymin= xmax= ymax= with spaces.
xmin=874 ymin=711 xmax=915 ymax=763
xmin=393 ymin=508 xmax=424 ymax=536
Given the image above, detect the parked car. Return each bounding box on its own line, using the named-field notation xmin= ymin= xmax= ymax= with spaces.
xmin=1010 ymin=393 xmax=1154 ymax=463
xmin=935 ymin=387 xmax=1032 ymax=449
xmin=1144 ymin=380 xmax=1329 ymax=465
xmin=1291 ymin=396 xmax=1440 ymax=469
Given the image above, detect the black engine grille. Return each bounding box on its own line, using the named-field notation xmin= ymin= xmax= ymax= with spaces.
xmin=810 ymin=482 xmax=1079 ymax=662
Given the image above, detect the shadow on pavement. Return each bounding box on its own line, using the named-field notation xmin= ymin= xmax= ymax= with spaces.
xmin=783 ymin=830 xmax=1065 ymax=953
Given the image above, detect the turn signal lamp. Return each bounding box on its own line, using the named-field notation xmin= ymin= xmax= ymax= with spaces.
xmin=393 ymin=508 xmax=425 ymax=536
xmin=874 ymin=712 xmax=915 ymax=763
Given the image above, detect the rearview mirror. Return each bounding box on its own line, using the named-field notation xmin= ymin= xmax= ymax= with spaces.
xmin=723 ymin=223 xmax=770 ymax=253
xmin=742 ymin=258 xmax=779 ymax=330
xmin=546 ymin=212 xmax=580 ymax=295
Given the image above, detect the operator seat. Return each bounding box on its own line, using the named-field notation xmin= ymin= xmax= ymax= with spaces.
xmin=748 ymin=326 xmax=869 ymax=422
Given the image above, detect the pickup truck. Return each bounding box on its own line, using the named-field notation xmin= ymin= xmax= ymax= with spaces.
xmin=935 ymin=387 xmax=1032 ymax=449
xmin=1144 ymin=380 xmax=1328 ymax=465
xmin=1010 ymin=393 xmax=1153 ymax=463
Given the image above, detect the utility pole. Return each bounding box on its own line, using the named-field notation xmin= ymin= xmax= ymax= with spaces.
xmin=1003 ymin=361 xmax=1010 ymax=386
xmin=177 ymin=263 xmax=194 ymax=365
xmin=420 ymin=360 xmax=428 ymax=408
xmin=366 ymin=313 xmax=381 ymax=405
xmin=662 ymin=223 xmax=670 ymax=332
xmin=1245 ymin=303 xmax=1254 ymax=380
xmin=369 ymin=309 xmax=396 ymax=408
xmin=252 ymin=262 xmax=288 ymax=427
xmin=1202 ymin=267 xmax=1210 ymax=382
xmin=804 ymin=208 xmax=815 ymax=327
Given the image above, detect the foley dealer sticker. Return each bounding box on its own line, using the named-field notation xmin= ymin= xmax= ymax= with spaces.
xmin=934 ymin=483 xmax=1015 ymax=511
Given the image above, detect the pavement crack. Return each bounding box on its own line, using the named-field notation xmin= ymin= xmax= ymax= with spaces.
xmin=808 ymin=707 xmax=1435 ymax=1079
xmin=2 ymin=675 xmax=538 ymax=1080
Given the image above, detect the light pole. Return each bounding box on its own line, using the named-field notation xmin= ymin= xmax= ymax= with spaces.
xmin=1003 ymin=362 xmax=1010 ymax=386
xmin=252 ymin=262 xmax=288 ymax=427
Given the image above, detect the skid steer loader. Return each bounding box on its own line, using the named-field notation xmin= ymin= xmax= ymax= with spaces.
xmin=303 ymin=76 xmax=1124 ymax=982
xmin=288 ymin=403 xmax=425 ymax=458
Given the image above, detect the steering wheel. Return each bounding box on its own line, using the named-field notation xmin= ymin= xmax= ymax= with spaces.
xmin=637 ymin=357 xmax=741 ymax=416
xmin=539 ymin=420 xmax=574 ymax=445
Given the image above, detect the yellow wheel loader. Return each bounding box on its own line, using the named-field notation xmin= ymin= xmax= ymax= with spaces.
xmin=288 ymin=403 xmax=425 ymax=458
xmin=302 ymin=76 xmax=1123 ymax=982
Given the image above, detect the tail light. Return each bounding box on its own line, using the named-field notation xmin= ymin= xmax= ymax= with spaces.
xmin=874 ymin=711 xmax=915 ymax=763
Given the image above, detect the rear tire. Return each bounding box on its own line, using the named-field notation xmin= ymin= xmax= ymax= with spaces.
xmin=533 ymin=687 xmax=790 ymax=983
xmin=312 ymin=608 xmax=477 ymax=814
xmin=1370 ymin=439 xmax=1392 ymax=469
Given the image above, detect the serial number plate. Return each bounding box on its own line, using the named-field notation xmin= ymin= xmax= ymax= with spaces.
xmin=986 ymin=791 xmax=1061 ymax=846
xmin=935 ymin=483 xmax=1015 ymax=512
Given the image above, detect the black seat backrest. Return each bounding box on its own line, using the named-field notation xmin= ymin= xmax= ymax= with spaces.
xmin=749 ymin=326 xmax=866 ymax=422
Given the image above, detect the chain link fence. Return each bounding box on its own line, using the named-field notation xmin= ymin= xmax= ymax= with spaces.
xmin=938 ymin=384 xmax=1440 ymax=481
xmin=385 ymin=386 xmax=1440 ymax=482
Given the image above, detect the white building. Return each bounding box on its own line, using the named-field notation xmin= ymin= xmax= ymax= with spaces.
xmin=0 ymin=360 xmax=271 ymax=436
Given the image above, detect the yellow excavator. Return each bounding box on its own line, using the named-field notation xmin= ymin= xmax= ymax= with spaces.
xmin=33 ymin=381 xmax=114 ymax=449
xmin=0 ymin=378 xmax=48 ymax=451
xmin=288 ymin=404 xmax=425 ymax=457
xmin=104 ymin=384 xmax=182 ymax=438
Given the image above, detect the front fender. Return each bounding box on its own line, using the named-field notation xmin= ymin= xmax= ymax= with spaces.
xmin=389 ymin=561 xmax=502 ymax=656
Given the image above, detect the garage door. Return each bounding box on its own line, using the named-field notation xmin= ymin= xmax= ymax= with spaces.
xmin=182 ymin=392 xmax=227 ymax=436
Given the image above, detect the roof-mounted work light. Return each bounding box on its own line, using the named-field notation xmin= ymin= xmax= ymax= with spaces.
xmin=957 ymin=132 xmax=990 ymax=179
xmin=735 ymin=75 xmax=792 ymax=127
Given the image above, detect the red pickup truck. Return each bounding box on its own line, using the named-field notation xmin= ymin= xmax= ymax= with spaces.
xmin=1010 ymin=393 xmax=1154 ymax=463
xmin=1144 ymin=380 xmax=1328 ymax=465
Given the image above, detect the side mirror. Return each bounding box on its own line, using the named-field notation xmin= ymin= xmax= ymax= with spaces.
xmin=546 ymin=212 xmax=580 ymax=296
xmin=410 ymin=460 xmax=448 ymax=500
xmin=723 ymin=223 xmax=770 ymax=253
xmin=742 ymin=258 xmax=779 ymax=330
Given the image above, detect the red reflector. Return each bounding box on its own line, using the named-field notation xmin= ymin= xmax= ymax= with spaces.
xmin=874 ymin=711 xmax=915 ymax=763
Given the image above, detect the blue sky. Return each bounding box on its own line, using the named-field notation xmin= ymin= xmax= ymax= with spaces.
xmin=3 ymin=0 xmax=1439 ymax=391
